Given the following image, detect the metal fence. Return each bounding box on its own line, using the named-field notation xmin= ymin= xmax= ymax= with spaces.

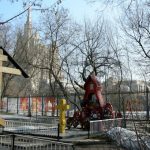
xmin=125 ymin=111 xmax=147 ymax=119
xmin=4 ymin=120 xmax=59 ymax=137
xmin=0 ymin=89 xmax=149 ymax=119
xmin=103 ymin=89 xmax=150 ymax=114
xmin=1 ymin=95 xmax=78 ymax=117
xmin=0 ymin=134 xmax=74 ymax=150
xmin=0 ymin=134 xmax=126 ymax=150
xmin=90 ymin=118 xmax=123 ymax=136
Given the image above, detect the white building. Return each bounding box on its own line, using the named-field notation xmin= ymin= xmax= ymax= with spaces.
xmin=104 ymin=77 xmax=147 ymax=93
xmin=14 ymin=8 xmax=64 ymax=95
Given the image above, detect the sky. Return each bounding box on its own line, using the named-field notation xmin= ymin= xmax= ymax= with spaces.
xmin=0 ymin=0 xmax=142 ymax=80
xmin=0 ymin=0 xmax=119 ymax=25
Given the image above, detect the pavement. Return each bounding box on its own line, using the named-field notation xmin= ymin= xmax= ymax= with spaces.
xmin=58 ymin=129 xmax=125 ymax=150
xmin=60 ymin=128 xmax=89 ymax=139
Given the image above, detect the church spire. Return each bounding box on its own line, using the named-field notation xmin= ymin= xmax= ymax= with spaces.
xmin=27 ymin=7 xmax=32 ymax=28
xmin=24 ymin=7 xmax=32 ymax=39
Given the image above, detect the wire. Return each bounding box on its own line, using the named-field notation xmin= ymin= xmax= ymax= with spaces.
xmin=0 ymin=0 xmax=37 ymax=25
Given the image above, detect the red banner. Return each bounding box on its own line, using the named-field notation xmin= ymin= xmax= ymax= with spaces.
xmin=32 ymin=97 xmax=41 ymax=112
xmin=45 ymin=97 xmax=56 ymax=112
xmin=20 ymin=98 xmax=28 ymax=111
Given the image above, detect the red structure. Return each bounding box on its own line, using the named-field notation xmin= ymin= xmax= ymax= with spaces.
xmin=67 ymin=73 xmax=119 ymax=129
xmin=83 ymin=73 xmax=105 ymax=108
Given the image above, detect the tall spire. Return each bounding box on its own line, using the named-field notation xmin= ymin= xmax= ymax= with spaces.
xmin=27 ymin=7 xmax=32 ymax=28
xmin=24 ymin=7 xmax=32 ymax=39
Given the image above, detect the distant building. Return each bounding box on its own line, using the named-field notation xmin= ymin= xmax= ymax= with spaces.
xmin=119 ymin=80 xmax=147 ymax=93
xmin=6 ymin=8 xmax=64 ymax=96
xmin=104 ymin=77 xmax=147 ymax=93
xmin=102 ymin=77 xmax=148 ymax=111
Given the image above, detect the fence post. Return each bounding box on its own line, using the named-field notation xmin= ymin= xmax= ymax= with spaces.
xmin=6 ymin=97 xmax=8 ymax=113
xmin=146 ymin=87 xmax=149 ymax=121
xmin=11 ymin=134 xmax=15 ymax=150
xmin=28 ymin=95 xmax=31 ymax=117
xmin=42 ymin=96 xmax=44 ymax=116
xmin=17 ymin=97 xmax=19 ymax=114
xmin=122 ymin=98 xmax=126 ymax=128
xmin=74 ymin=93 xmax=76 ymax=111
xmin=88 ymin=122 xmax=90 ymax=139
xmin=57 ymin=95 xmax=59 ymax=117
xmin=57 ymin=123 xmax=60 ymax=141
xmin=72 ymin=145 xmax=76 ymax=150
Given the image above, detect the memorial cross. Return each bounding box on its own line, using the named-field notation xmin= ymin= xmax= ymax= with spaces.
xmin=0 ymin=47 xmax=28 ymax=126
xmin=56 ymin=99 xmax=70 ymax=133
xmin=0 ymin=49 xmax=22 ymax=99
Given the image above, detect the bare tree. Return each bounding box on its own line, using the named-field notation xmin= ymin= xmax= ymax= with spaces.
xmin=120 ymin=0 xmax=150 ymax=76
xmin=0 ymin=0 xmax=65 ymax=97
xmin=0 ymin=0 xmax=63 ymax=25
xmin=0 ymin=23 xmax=13 ymax=49
xmin=70 ymin=19 xmax=121 ymax=86
xmin=57 ymin=17 xmax=124 ymax=112
xmin=86 ymin=0 xmax=139 ymax=9
xmin=26 ymin=7 xmax=81 ymax=105
xmin=0 ymin=22 xmax=22 ymax=97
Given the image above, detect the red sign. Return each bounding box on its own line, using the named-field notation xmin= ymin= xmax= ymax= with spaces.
xmin=32 ymin=97 xmax=41 ymax=112
xmin=45 ymin=97 xmax=56 ymax=112
xmin=20 ymin=98 xmax=28 ymax=111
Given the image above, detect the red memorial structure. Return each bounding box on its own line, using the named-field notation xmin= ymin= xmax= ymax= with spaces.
xmin=67 ymin=73 xmax=121 ymax=129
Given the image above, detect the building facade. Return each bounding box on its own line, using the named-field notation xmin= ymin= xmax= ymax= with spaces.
xmin=6 ymin=8 xmax=64 ymax=96
xmin=102 ymin=77 xmax=149 ymax=111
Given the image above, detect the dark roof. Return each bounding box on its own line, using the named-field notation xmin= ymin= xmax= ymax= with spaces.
xmin=0 ymin=47 xmax=29 ymax=78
